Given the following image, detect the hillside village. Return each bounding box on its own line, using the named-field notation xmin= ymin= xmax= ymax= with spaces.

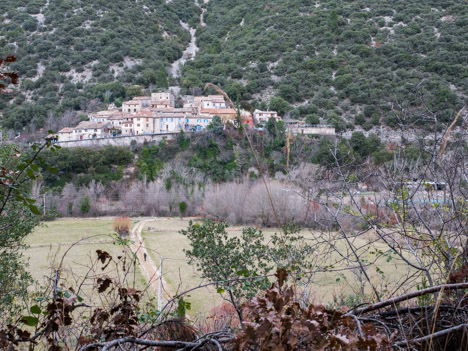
xmin=56 ymin=92 xmax=283 ymax=141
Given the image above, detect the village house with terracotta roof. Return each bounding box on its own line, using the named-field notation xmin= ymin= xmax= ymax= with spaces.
xmin=253 ymin=109 xmax=281 ymax=123
xmin=200 ymin=107 xmax=237 ymax=122
xmin=56 ymin=91 xmax=278 ymax=142
xmin=194 ymin=95 xmax=227 ymax=109
xmin=57 ymin=121 xmax=112 ymax=141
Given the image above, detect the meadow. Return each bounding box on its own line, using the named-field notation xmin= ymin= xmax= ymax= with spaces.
xmin=24 ymin=218 xmax=147 ymax=302
xmin=139 ymin=218 xmax=413 ymax=317
xmin=24 ymin=217 xmax=414 ymax=319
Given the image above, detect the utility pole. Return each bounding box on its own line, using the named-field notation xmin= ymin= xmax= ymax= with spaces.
xmin=158 ymin=257 xmax=163 ymax=311
xmin=43 ymin=194 xmax=46 ymax=216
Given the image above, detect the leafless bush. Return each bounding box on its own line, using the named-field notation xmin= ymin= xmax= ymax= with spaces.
xmin=203 ymin=179 xmax=250 ymax=223
xmin=112 ymin=216 xmax=131 ymax=237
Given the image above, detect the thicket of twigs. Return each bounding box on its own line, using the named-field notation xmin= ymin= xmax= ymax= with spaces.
xmin=1 ymin=241 xmax=468 ymax=351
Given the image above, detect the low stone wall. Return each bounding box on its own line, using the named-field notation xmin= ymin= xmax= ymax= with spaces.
xmin=290 ymin=126 xmax=336 ymax=136
xmin=56 ymin=133 xmax=178 ymax=148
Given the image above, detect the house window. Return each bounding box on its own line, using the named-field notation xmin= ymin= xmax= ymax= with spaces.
xmin=146 ymin=124 xmax=149 ymax=128
xmin=137 ymin=124 xmax=140 ymax=127
xmin=146 ymin=118 xmax=149 ymax=122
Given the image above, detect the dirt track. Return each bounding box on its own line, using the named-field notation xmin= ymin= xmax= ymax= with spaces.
xmin=130 ymin=219 xmax=171 ymax=300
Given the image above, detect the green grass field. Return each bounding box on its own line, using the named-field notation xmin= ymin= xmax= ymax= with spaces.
xmin=140 ymin=218 xmax=222 ymax=316
xmin=24 ymin=218 xmax=147 ymax=301
xmin=24 ymin=218 xmax=416 ymax=319
xmin=140 ymin=219 xmax=414 ymax=317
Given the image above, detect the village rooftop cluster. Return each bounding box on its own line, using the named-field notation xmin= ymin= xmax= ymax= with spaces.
xmin=56 ymin=92 xmax=281 ymax=141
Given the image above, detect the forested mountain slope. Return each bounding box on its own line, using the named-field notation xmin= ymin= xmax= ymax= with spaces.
xmin=0 ymin=0 xmax=199 ymax=131
xmin=182 ymin=0 xmax=468 ymax=130
xmin=1 ymin=0 xmax=467 ymax=133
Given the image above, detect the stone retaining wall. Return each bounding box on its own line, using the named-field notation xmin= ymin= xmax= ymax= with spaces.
xmin=56 ymin=133 xmax=178 ymax=148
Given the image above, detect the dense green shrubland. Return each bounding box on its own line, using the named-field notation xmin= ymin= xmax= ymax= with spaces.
xmin=2 ymin=0 xmax=467 ymax=133
xmin=38 ymin=145 xmax=133 ymax=189
xmin=0 ymin=0 xmax=191 ymax=131
xmin=182 ymin=0 xmax=467 ymax=129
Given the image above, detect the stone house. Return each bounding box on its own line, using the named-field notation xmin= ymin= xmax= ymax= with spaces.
xmin=241 ymin=110 xmax=254 ymax=127
xmin=57 ymin=127 xmax=74 ymax=141
xmin=72 ymin=121 xmax=112 ymax=140
xmin=133 ymin=96 xmax=151 ymax=107
xmin=194 ymin=95 xmax=227 ymax=109
xmin=122 ymin=120 xmax=134 ymax=136
xmin=200 ymin=107 xmax=238 ymax=122
xmin=131 ymin=110 xmax=154 ymax=135
xmin=156 ymin=113 xmax=186 ymax=133
xmin=89 ymin=109 xmax=120 ymax=122
xmin=151 ymin=92 xmax=175 ymax=108
xmin=184 ymin=115 xmax=213 ymax=131
xmin=122 ymin=100 xmax=141 ymax=113
xmin=253 ymin=109 xmax=281 ymax=123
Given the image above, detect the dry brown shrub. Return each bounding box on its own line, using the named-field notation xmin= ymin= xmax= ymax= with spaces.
xmin=199 ymin=302 xmax=240 ymax=334
xmin=113 ymin=216 xmax=131 ymax=237
xmin=231 ymin=269 xmax=393 ymax=351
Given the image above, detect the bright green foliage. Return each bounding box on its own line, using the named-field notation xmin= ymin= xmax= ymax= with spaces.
xmin=263 ymin=118 xmax=287 ymax=173
xmin=181 ymin=220 xmax=317 ymax=317
xmin=306 ymin=114 xmax=320 ymax=125
xmin=79 ymin=195 xmax=90 ymax=215
xmin=176 ymin=130 xmax=190 ymax=150
xmin=350 ymin=131 xmax=369 ymax=157
xmin=181 ymin=220 xmax=270 ymax=316
xmin=312 ymin=137 xmax=341 ymax=168
xmin=313 ymin=133 xmax=390 ymax=167
xmin=178 ymin=201 xmax=187 ymax=217
xmin=269 ymin=97 xmax=292 ymax=117
xmin=189 ymin=137 xmax=238 ymax=182
xmin=165 ymin=177 xmax=172 ymax=191
xmin=136 ymin=146 xmax=164 ymax=181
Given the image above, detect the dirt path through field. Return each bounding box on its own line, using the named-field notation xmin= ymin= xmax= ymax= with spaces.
xmin=130 ymin=219 xmax=171 ymax=301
